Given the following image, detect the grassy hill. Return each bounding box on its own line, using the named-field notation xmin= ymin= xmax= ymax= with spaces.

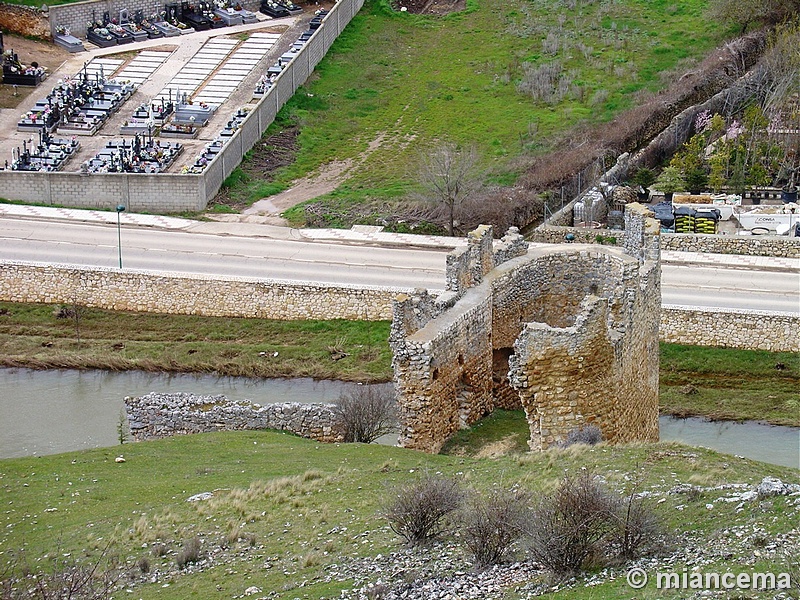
xmin=0 ymin=431 xmax=797 ymax=599
xmin=220 ymin=0 xmax=735 ymax=213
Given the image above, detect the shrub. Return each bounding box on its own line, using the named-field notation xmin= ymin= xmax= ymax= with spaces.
xmin=612 ymin=492 xmax=664 ymax=560
xmin=461 ymin=487 xmax=532 ymax=568
xmin=525 ymin=472 xmax=664 ymax=576
xmin=334 ymin=385 xmax=398 ymax=443
xmin=525 ymin=472 xmax=619 ymax=575
xmin=384 ymin=474 xmax=463 ymax=546
xmin=630 ymin=167 xmax=656 ymax=189
xmin=176 ymin=536 xmax=201 ymax=570
xmin=0 ymin=552 xmax=117 ymax=600
xmin=685 ymin=168 xmax=709 ymax=194
xmin=558 ymin=424 xmax=603 ymax=448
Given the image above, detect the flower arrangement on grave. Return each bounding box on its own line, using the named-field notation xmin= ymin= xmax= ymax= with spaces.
xmin=55 ymin=25 xmax=71 ymax=36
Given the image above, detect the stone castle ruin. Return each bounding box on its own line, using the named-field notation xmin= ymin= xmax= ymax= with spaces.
xmin=389 ymin=203 xmax=661 ymax=453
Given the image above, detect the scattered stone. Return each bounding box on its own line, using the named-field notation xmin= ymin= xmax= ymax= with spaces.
xmin=757 ymin=477 xmax=800 ymax=498
xmin=186 ymin=492 xmax=214 ymax=502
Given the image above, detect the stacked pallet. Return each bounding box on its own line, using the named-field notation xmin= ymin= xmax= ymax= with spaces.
xmin=694 ymin=210 xmax=719 ymax=234
xmin=674 ymin=207 xmax=696 ymax=233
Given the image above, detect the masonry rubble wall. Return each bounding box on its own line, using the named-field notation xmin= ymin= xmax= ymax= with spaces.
xmin=660 ymin=234 xmax=800 ymax=258
xmin=125 ymin=392 xmax=342 ymax=443
xmin=0 ymin=261 xmax=403 ymax=321
xmin=0 ymin=2 xmax=50 ymax=39
xmin=390 ymin=206 xmax=662 ymax=453
xmin=661 ymin=306 xmax=798 ymax=352
xmin=530 ymin=226 xmax=800 ymax=259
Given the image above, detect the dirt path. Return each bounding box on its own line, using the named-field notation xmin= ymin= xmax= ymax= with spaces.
xmin=233 ymin=132 xmax=389 ymax=225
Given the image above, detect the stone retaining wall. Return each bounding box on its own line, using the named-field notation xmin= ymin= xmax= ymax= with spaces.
xmin=126 ymin=392 xmax=342 ymax=442
xmin=534 ymin=223 xmax=800 ymax=258
xmin=660 ymin=234 xmax=800 ymax=258
xmin=661 ymin=306 xmax=799 ymax=352
xmin=0 ymin=261 xmax=403 ymax=321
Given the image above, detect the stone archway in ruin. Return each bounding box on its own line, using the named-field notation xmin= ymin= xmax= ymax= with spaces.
xmin=390 ymin=206 xmax=661 ymax=454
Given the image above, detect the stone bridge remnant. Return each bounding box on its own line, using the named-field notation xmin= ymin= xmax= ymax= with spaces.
xmin=389 ymin=204 xmax=661 ymax=453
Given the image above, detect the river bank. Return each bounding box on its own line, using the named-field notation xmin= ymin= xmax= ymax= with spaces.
xmin=1 ymin=302 xmax=798 ymax=426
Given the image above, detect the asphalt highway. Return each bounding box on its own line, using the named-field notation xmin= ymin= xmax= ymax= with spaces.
xmin=0 ymin=217 xmax=797 ymax=313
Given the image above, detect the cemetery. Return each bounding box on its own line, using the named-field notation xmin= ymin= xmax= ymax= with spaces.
xmin=5 ymin=26 xmax=280 ymax=174
xmin=0 ymin=0 xmax=359 ymax=210
xmin=2 ymin=50 xmax=47 ymax=87
xmin=84 ymin=136 xmax=183 ymax=173
xmin=7 ymin=130 xmax=79 ymax=172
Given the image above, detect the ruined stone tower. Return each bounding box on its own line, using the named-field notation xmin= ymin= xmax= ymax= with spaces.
xmin=389 ymin=203 xmax=661 ymax=453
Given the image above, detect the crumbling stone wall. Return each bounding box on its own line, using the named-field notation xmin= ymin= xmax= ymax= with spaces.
xmin=0 ymin=3 xmax=51 ymax=39
xmin=125 ymin=392 xmax=342 ymax=443
xmin=391 ymin=205 xmax=660 ymax=453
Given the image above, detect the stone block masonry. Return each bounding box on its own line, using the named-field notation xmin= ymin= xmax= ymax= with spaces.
xmin=661 ymin=306 xmax=798 ymax=352
xmin=0 ymin=261 xmax=404 ymax=321
xmin=390 ymin=204 xmax=662 ymax=453
xmin=126 ymin=392 xmax=342 ymax=443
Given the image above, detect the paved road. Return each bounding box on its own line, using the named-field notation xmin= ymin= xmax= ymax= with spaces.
xmin=0 ymin=216 xmax=797 ymax=313
xmin=0 ymin=217 xmax=448 ymax=290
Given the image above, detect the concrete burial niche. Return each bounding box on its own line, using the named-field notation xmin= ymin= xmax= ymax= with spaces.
xmin=389 ymin=204 xmax=661 ymax=453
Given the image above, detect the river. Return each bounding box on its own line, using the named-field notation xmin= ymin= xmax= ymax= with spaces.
xmin=0 ymin=368 xmax=797 ymax=468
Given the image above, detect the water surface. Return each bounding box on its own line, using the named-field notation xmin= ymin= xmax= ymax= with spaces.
xmin=1 ymin=368 xmax=797 ymax=468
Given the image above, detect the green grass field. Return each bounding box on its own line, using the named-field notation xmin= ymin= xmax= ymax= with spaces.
xmin=221 ymin=0 xmax=733 ymax=213
xmin=0 ymin=302 xmax=391 ymax=382
xmin=0 ymin=432 xmax=796 ymax=599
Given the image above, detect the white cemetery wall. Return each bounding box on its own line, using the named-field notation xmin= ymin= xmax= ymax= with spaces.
xmin=0 ymin=171 xmax=206 ymax=211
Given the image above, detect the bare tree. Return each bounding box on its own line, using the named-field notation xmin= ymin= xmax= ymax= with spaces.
xmin=333 ymin=384 xmax=398 ymax=443
xmin=416 ymin=142 xmax=480 ymax=236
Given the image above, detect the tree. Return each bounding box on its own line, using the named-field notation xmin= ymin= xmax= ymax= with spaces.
xmin=416 ymin=142 xmax=480 ymax=236
xmin=654 ymin=166 xmax=685 ymax=201
xmin=333 ymin=384 xmax=398 ymax=443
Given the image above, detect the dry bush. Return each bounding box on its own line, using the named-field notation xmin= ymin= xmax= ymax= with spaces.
xmin=525 ymin=472 xmax=664 ymax=576
xmin=461 ymin=487 xmax=532 ymax=568
xmin=175 ymin=536 xmax=201 ymax=570
xmin=384 ymin=474 xmax=464 ymax=546
xmin=517 ymin=61 xmax=578 ymax=104
xmin=440 ymin=186 xmax=543 ymax=236
xmin=613 ymin=492 xmax=664 ymax=560
xmin=557 ymin=424 xmax=603 ymax=448
xmin=334 ymin=384 xmax=398 ymax=443
xmin=1 ymin=552 xmax=118 ymax=600
xmin=525 ymin=472 xmax=619 ymax=575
